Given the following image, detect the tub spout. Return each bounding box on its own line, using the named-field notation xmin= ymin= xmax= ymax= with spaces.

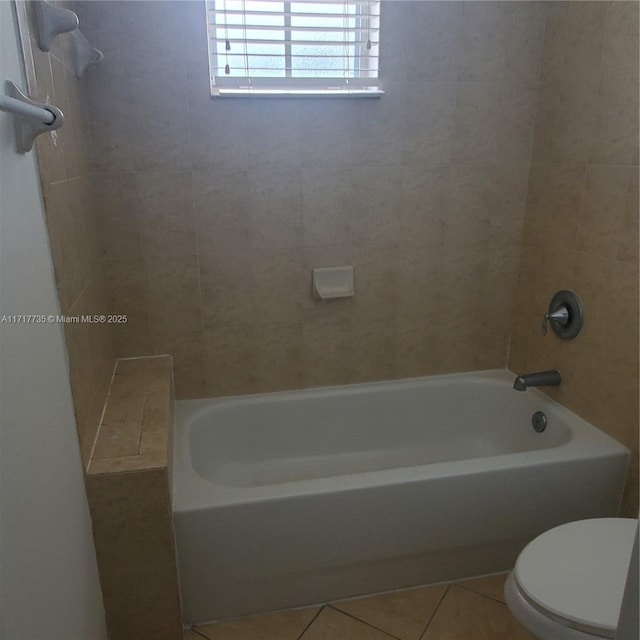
xmin=513 ymin=369 xmax=561 ymax=391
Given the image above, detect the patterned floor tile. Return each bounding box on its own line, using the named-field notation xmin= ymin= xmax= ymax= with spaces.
xmin=331 ymin=584 xmax=447 ymax=640
xmin=194 ymin=606 xmax=320 ymax=640
xmin=421 ymin=585 xmax=535 ymax=640
xmin=300 ymin=606 xmax=398 ymax=640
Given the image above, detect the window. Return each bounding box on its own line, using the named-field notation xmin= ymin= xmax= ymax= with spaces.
xmin=207 ymin=0 xmax=382 ymax=96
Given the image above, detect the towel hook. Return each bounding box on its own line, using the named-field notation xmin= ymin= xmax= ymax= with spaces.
xmin=0 ymin=81 xmax=64 ymax=153
xmin=34 ymin=0 xmax=78 ymax=52
xmin=71 ymin=30 xmax=105 ymax=78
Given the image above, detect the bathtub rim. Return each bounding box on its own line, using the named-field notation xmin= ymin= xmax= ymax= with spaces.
xmin=173 ymin=369 xmax=630 ymax=511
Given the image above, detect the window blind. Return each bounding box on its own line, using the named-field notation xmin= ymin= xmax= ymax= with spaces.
xmin=207 ymin=0 xmax=382 ymax=96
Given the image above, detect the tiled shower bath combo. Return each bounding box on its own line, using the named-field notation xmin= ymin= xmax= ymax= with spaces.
xmin=16 ymin=0 xmax=639 ymax=638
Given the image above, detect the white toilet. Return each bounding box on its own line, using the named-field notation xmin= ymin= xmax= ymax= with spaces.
xmin=505 ymin=518 xmax=638 ymax=640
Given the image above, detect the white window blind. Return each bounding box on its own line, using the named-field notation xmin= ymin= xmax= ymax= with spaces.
xmin=207 ymin=0 xmax=382 ymax=96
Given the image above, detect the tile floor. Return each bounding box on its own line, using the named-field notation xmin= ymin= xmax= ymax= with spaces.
xmin=182 ymin=573 xmax=536 ymax=640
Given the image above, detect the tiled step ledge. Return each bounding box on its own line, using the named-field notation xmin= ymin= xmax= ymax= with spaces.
xmin=85 ymin=355 xmax=182 ymax=639
xmin=87 ymin=355 xmax=173 ymax=476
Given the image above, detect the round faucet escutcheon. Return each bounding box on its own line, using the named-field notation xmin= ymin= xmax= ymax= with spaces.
xmin=542 ymin=290 xmax=584 ymax=340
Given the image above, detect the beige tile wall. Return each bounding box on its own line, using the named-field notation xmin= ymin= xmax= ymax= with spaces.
xmin=25 ymin=2 xmax=117 ymax=465
xmin=78 ymin=0 xmax=546 ymax=399
xmin=509 ymin=2 xmax=639 ymax=517
xmin=35 ymin=1 xmax=637 ymax=520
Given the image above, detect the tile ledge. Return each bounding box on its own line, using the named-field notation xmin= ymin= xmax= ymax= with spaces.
xmin=87 ymin=355 xmax=174 ymax=475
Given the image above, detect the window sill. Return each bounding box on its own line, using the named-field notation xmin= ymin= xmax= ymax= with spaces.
xmin=211 ymin=87 xmax=385 ymax=99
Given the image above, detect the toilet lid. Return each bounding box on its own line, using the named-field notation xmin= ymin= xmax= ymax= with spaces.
xmin=514 ymin=518 xmax=637 ymax=638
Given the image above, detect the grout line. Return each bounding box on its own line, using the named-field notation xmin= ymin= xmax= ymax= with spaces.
xmin=135 ymin=406 xmax=144 ymax=455
xmin=132 ymin=171 xmax=154 ymax=358
xmin=117 ymin=354 xmax=171 ymax=363
xmin=326 ymin=604 xmax=403 ymax=640
xmin=189 ymin=164 xmax=208 ymax=394
xmin=573 ymin=247 xmax=639 ymax=269
xmin=85 ymin=358 xmax=118 ymax=472
xmin=66 ymin=260 xmax=100 ymax=316
xmin=188 ymin=627 xmax=213 ymax=640
xmin=418 ymin=584 xmax=449 ymax=640
xmin=527 ymin=161 xmax=639 ymax=169
xmin=454 ymin=582 xmax=507 ymax=606
xmin=295 ymin=605 xmax=325 ymax=640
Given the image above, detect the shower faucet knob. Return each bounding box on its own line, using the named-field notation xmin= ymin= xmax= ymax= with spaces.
xmin=541 ymin=305 xmax=570 ymax=336
xmin=540 ymin=290 xmax=584 ymax=340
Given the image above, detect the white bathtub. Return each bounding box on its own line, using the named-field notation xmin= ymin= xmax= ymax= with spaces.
xmin=173 ymin=370 xmax=629 ymax=623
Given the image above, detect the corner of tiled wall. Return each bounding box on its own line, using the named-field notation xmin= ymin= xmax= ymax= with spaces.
xmin=24 ymin=0 xmax=117 ymax=466
xmin=509 ymin=1 xmax=639 ymax=517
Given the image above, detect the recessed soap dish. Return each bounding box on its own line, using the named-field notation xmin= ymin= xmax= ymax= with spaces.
xmin=312 ymin=266 xmax=355 ymax=300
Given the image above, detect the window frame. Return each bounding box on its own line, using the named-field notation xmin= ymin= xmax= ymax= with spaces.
xmin=206 ymin=0 xmax=383 ymax=98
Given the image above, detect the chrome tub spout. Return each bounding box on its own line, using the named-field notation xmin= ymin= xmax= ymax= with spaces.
xmin=513 ymin=369 xmax=561 ymax=391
